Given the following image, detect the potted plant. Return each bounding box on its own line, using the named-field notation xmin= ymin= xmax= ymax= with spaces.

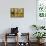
xmin=40 ymin=26 xmax=45 ymax=29
xmin=32 ymin=24 xmax=45 ymax=30
xmin=33 ymin=32 xmax=46 ymax=43
xmin=32 ymin=25 xmax=39 ymax=30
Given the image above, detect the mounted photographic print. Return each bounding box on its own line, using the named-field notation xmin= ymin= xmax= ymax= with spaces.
xmin=36 ymin=0 xmax=46 ymax=26
xmin=10 ymin=8 xmax=24 ymax=17
xmin=37 ymin=0 xmax=46 ymax=18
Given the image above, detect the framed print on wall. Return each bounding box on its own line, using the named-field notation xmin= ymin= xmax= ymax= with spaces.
xmin=37 ymin=0 xmax=46 ymax=18
xmin=10 ymin=8 xmax=24 ymax=17
xmin=36 ymin=0 xmax=46 ymax=26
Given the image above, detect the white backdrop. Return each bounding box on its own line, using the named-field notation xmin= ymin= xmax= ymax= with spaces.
xmin=0 ymin=0 xmax=37 ymax=42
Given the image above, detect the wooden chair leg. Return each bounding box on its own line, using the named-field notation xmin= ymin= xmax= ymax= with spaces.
xmin=4 ymin=41 xmax=7 ymax=46
xmin=15 ymin=34 xmax=18 ymax=46
xmin=5 ymin=33 xmax=7 ymax=46
xmin=17 ymin=35 xmax=18 ymax=46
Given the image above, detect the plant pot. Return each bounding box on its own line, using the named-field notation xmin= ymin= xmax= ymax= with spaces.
xmin=37 ymin=39 xmax=40 ymax=43
xmin=37 ymin=39 xmax=44 ymax=44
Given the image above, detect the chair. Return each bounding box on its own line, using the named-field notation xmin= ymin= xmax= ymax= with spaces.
xmin=4 ymin=27 xmax=19 ymax=46
xmin=18 ymin=33 xmax=30 ymax=46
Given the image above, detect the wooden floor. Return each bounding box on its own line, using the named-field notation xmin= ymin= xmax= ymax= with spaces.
xmin=0 ymin=42 xmax=46 ymax=46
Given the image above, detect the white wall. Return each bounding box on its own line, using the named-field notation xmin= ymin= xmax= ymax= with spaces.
xmin=0 ymin=0 xmax=37 ymax=42
xmin=0 ymin=0 xmax=36 ymax=34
